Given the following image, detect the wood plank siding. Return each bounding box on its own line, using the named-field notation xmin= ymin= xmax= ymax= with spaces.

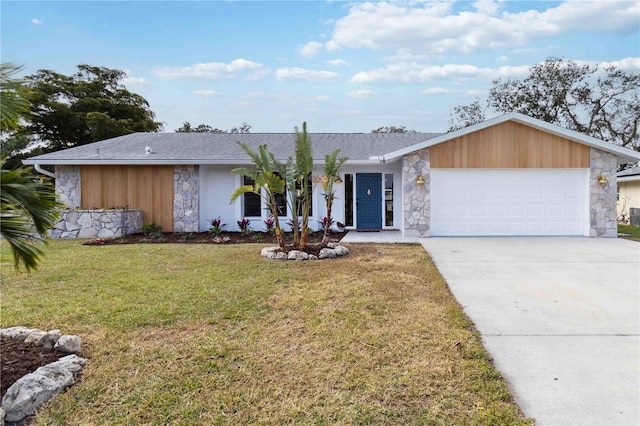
xmin=430 ymin=121 xmax=590 ymax=168
xmin=81 ymin=165 xmax=174 ymax=231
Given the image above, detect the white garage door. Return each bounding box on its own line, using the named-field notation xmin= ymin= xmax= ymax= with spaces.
xmin=430 ymin=169 xmax=588 ymax=236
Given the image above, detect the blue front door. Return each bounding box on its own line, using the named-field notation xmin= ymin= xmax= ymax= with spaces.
xmin=356 ymin=173 xmax=382 ymax=229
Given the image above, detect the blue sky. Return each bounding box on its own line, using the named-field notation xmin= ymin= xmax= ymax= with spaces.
xmin=2 ymin=1 xmax=639 ymax=133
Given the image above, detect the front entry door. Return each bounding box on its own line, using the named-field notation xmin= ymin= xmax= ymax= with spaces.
xmin=356 ymin=173 xmax=382 ymax=229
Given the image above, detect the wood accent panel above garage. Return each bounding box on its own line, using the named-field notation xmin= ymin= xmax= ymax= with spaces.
xmin=430 ymin=121 xmax=590 ymax=168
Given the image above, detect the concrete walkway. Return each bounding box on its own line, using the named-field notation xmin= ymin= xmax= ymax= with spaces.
xmin=420 ymin=237 xmax=640 ymax=426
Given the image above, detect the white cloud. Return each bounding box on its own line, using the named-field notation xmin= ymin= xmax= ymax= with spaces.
xmin=466 ymin=89 xmax=486 ymax=96
xmin=195 ymin=90 xmax=216 ymax=96
xmin=276 ymin=67 xmax=339 ymax=82
xmin=31 ymin=18 xmax=43 ymax=25
xmin=597 ymin=57 xmax=640 ymax=72
xmin=350 ymin=62 xmax=530 ymax=84
xmin=122 ymin=77 xmax=150 ymax=85
xmin=347 ymin=89 xmax=374 ymax=98
xmin=316 ymin=95 xmax=331 ymax=101
xmin=496 ymin=55 xmax=510 ymax=62
xmin=298 ymin=41 xmax=323 ymax=57
xmin=327 ymin=1 xmax=639 ymax=55
xmin=326 ymin=59 xmax=348 ymax=67
xmin=154 ymin=59 xmax=265 ymax=79
xmin=421 ymin=87 xmax=451 ymax=95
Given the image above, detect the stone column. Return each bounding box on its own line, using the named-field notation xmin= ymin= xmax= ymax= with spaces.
xmin=55 ymin=166 xmax=81 ymax=209
xmin=589 ymin=148 xmax=617 ymax=237
xmin=173 ymin=166 xmax=199 ymax=232
xmin=402 ymin=149 xmax=430 ymax=237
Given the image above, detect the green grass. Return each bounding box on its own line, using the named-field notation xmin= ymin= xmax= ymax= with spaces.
xmin=1 ymin=240 xmax=532 ymax=425
xmin=618 ymin=224 xmax=640 ymax=242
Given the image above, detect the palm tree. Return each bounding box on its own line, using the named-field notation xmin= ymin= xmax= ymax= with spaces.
xmin=320 ymin=149 xmax=348 ymax=243
xmin=230 ymin=143 xmax=287 ymax=249
xmin=0 ymin=63 xmax=30 ymax=131
xmin=1 ymin=158 xmax=62 ymax=271
xmin=292 ymin=122 xmax=313 ymax=250
xmin=1 ymin=63 xmax=62 ymax=271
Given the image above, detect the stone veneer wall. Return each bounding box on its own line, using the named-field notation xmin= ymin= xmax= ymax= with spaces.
xmin=173 ymin=165 xmax=199 ymax=232
xmin=55 ymin=165 xmax=81 ymax=209
xmin=51 ymin=209 xmax=143 ymax=239
xmin=589 ymin=148 xmax=618 ymax=237
xmin=402 ymin=149 xmax=431 ymax=237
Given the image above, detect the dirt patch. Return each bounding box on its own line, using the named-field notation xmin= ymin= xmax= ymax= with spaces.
xmin=0 ymin=337 xmax=67 ymax=398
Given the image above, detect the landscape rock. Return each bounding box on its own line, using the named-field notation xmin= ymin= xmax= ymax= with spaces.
xmin=41 ymin=330 xmax=61 ymax=350
xmin=1 ymin=355 xmax=87 ymax=423
xmin=334 ymin=245 xmax=350 ymax=256
xmin=275 ymin=252 xmax=288 ymax=260
xmin=261 ymin=246 xmax=279 ymax=257
xmin=287 ymin=250 xmax=309 ymax=261
xmin=0 ymin=327 xmax=39 ymax=342
xmin=54 ymin=335 xmax=82 ymax=354
xmin=319 ymin=248 xmax=337 ymax=259
xmin=23 ymin=331 xmax=47 ymax=346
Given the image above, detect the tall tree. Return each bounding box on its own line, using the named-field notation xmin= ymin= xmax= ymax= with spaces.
xmin=22 ymin=64 xmax=161 ymax=154
xmin=371 ymin=125 xmax=417 ymax=133
xmin=448 ymin=57 xmax=640 ymax=151
xmin=175 ymin=122 xmax=251 ymax=133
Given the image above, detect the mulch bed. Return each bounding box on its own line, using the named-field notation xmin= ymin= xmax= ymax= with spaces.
xmin=83 ymin=231 xmax=347 ymax=256
xmin=1 ymin=337 xmax=67 ymax=399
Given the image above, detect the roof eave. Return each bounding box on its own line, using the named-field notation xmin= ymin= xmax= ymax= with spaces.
xmin=617 ymin=175 xmax=640 ymax=183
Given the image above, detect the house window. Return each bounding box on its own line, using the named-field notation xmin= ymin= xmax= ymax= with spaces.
xmin=243 ymin=176 xmax=261 ymax=217
xmin=385 ymin=174 xmax=393 ymax=227
xmin=344 ymin=174 xmax=354 ymax=226
xmin=295 ymin=174 xmax=313 ymax=216
xmin=272 ymin=192 xmax=287 ymax=216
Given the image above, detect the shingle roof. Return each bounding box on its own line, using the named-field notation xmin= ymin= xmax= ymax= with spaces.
xmin=23 ymin=132 xmax=441 ymax=165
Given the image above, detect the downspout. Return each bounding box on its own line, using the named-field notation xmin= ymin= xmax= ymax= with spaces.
xmin=34 ymin=164 xmax=56 ymax=179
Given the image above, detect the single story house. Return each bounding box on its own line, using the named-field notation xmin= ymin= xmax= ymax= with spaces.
xmin=616 ymin=167 xmax=640 ymax=222
xmin=24 ymin=112 xmax=640 ymax=238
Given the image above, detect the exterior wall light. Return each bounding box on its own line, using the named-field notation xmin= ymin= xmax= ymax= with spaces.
xmin=335 ymin=176 xmax=343 ymax=184
xmin=597 ymin=175 xmax=609 ymax=184
xmin=416 ymin=174 xmax=426 ymax=185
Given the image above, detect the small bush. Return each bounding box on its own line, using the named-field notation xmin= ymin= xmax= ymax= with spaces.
xmin=237 ymin=218 xmax=252 ymax=236
xmin=209 ymin=217 xmax=227 ymax=236
xmin=141 ymin=222 xmax=163 ymax=238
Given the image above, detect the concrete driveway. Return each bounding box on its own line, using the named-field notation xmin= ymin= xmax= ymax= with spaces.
xmin=420 ymin=237 xmax=639 ymax=426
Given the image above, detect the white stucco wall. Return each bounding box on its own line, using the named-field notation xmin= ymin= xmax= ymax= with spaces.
xmin=618 ymin=179 xmax=640 ymax=221
xmin=198 ymin=162 xmax=402 ymax=233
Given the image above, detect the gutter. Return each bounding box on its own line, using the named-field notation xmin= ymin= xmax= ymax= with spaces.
xmin=34 ymin=164 xmax=56 ymax=179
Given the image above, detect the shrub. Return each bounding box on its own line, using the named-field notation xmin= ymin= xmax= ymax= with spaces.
xmin=209 ymin=217 xmax=227 ymax=236
xmin=141 ymin=222 xmax=163 ymax=238
xmin=237 ymin=218 xmax=252 ymax=236
xmin=263 ymin=216 xmax=275 ymax=234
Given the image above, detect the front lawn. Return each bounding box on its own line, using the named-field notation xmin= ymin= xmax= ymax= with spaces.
xmin=1 ymin=241 xmax=531 ymax=425
xmin=618 ymin=224 xmax=640 ymax=242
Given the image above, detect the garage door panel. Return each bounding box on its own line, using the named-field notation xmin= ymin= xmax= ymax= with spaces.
xmin=431 ymin=169 xmax=587 ymax=236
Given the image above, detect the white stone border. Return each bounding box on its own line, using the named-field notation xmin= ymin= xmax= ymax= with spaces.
xmin=0 ymin=327 xmax=88 ymax=424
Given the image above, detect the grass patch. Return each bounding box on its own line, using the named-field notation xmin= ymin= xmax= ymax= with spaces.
xmin=618 ymin=224 xmax=640 ymax=242
xmin=1 ymin=241 xmax=532 ymax=425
